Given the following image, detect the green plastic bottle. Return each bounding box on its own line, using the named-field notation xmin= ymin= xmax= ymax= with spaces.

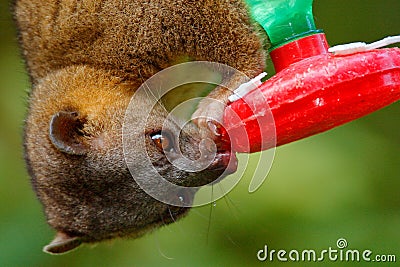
xmin=245 ymin=0 xmax=322 ymax=49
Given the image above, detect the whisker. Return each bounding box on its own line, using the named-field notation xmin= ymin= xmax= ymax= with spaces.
xmin=206 ymin=184 xmax=215 ymax=245
xmin=218 ymin=183 xmax=241 ymax=220
xmin=225 ymin=233 xmax=240 ymax=248
xmin=167 ymin=206 xmax=177 ymax=223
xmin=189 ymin=207 xmax=211 ymax=221
xmin=154 ymin=233 xmax=174 ymax=260
xmin=158 ymin=206 xmax=177 ymax=233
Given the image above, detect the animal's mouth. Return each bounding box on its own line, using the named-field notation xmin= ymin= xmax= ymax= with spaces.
xmin=208 ymin=150 xmax=238 ymax=176
xmin=152 ymin=151 xmax=238 ymax=224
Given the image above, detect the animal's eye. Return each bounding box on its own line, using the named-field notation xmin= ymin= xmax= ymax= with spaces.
xmin=150 ymin=131 xmax=174 ymax=153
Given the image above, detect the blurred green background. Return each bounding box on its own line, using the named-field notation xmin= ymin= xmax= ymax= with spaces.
xmin=0 ymin=0 xmax=399 ymax=266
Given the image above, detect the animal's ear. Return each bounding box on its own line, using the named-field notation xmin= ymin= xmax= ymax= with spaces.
xmin=43 ymin=231 xmax=82 ymax=255
xmin=49 ymin=111 xmax=88 ymax=155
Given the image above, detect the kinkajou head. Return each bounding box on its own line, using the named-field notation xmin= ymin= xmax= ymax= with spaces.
xmin=25 ymin=65 xmax=236 ymax=254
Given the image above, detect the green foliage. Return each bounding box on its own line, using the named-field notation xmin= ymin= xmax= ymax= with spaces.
xmin=0 ymin=0 xmax=399 ymax=266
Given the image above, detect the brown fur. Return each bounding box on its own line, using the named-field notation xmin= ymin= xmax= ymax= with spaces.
xmin=14 ymin=0 xmax=266 ymax=254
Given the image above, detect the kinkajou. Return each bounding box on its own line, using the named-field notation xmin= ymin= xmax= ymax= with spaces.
xmin=13 ymin=0 xmax=266 ymax=254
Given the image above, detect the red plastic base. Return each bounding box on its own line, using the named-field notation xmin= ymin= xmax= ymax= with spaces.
xmin=270 ymin=33 xmax=329 ymax=73
xmin=221 ymin=48 xmax=400 ymax=153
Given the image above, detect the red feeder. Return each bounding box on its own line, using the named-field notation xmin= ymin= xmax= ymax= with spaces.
xmin=220 ymin=33 xmax=400 ymax=153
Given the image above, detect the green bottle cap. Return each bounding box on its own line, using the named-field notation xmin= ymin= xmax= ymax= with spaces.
xmin=245 ymin=0 xmax=322 ymax=49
